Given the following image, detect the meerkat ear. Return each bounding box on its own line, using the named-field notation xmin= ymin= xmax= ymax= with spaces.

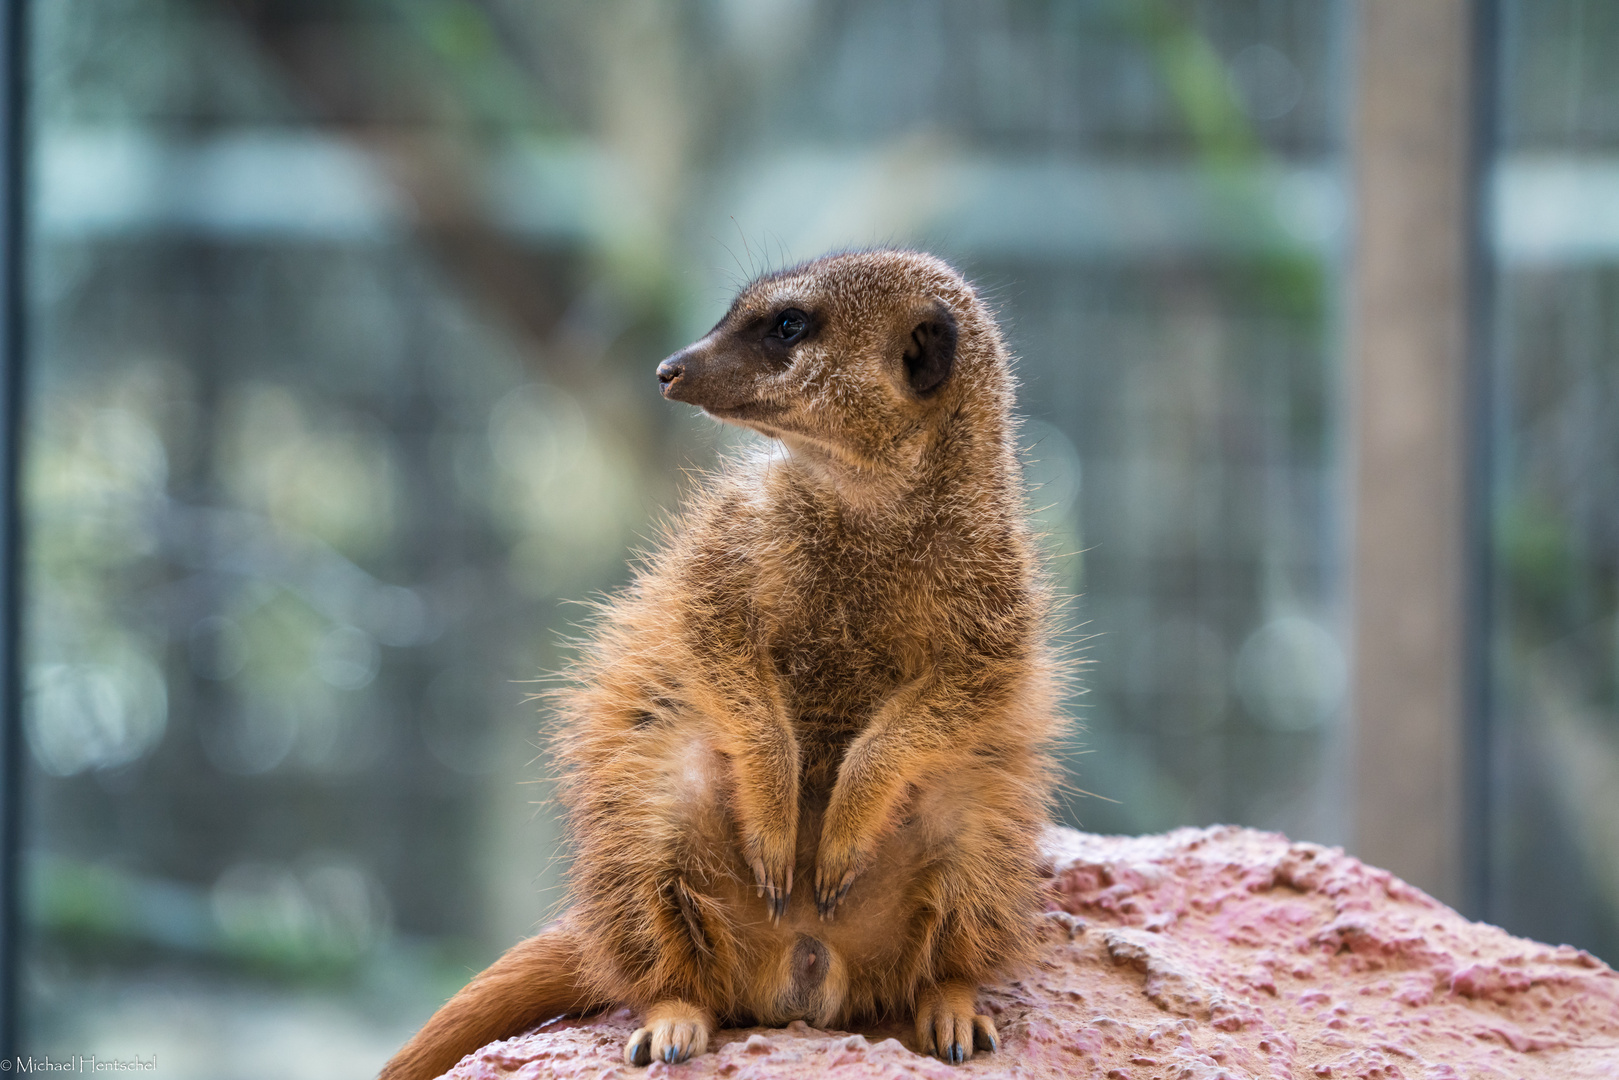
xmin=903 ymin=304 xmax=957 ymax=397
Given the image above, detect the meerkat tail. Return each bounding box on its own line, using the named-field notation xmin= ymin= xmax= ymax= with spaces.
xmin=378 ymin=918 xmax=603 ymax=1080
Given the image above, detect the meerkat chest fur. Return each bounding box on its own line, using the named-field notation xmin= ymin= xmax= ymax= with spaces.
xmin=759 ymin=486 xmax=932 ymax=715
xmin=748 ymin=463 xmax=1026 ymax=745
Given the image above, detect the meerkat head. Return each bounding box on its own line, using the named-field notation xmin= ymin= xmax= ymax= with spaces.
xmin=655 ymin=249 xmax=1012 ymax=475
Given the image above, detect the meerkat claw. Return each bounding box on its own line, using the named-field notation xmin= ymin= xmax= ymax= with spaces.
xmin=776 ymin=865 xmax=792 ymax=921
xmin=750 ymin=856 xmax=791 ymax=922
xmin=814 ymin=870 xmax=854 ymax=920
xmin=625 ymin=1028 xmax=653 ymax=1067
xmin=973 ymin=1015 xmax=998 ymax=1053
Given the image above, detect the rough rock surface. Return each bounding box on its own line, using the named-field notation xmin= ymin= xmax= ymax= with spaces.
xmin=441 ymin=826 xmax=1619 ymax=1079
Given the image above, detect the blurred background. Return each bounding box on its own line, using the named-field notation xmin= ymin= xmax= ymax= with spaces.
xmin=10 ymin=0 xmax=1616 ymax=1076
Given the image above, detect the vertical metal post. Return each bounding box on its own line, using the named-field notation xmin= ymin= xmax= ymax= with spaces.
xmin=1461 ymin=0 xmax=1500 ymax=924
xmin=0 ymin=0 xmax=24 ymax=1059
xmin=1349 ymin=0 xmax=1481 ymax=908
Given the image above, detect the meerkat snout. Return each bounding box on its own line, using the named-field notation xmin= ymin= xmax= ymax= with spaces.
xmin=656 ymin=355 xmax=684 ymax=391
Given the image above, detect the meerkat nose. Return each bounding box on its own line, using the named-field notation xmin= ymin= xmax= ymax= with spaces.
xmin=656 ymin=356 xmax=685 ymax=392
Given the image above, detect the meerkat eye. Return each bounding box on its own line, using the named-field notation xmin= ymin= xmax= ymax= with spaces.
xmin=767 ymin=309 xmax=809 ymax=345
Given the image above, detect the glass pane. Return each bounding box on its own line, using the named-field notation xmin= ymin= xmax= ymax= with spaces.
xmin=1488 ymin=0 xmax=1619 ymax=961
xmin=24 ymin=2 xmax=1349 ymax=1073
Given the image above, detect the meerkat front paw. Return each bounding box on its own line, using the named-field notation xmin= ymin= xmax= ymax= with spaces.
xmin=742 ymin=822 xmax=795 ymax=922
xmin=624 ymin=1000 xmax=713 ymax=1066
xmin=914 ymin=982 xmax=998 ymax=1065
xmin=812 ymin=830 xmax=868 ymax=920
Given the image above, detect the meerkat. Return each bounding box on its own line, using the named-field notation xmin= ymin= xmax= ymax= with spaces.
xmin=380 ymin=249 xmax=1065 ymax=1079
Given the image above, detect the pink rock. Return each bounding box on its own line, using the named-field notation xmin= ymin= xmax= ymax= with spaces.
xmin=439 ymin=826 xmax=1619 ymax=1079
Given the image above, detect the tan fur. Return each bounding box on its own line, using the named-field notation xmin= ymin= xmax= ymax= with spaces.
xmin=380 ymin=250 xmax=1065 ymax=1077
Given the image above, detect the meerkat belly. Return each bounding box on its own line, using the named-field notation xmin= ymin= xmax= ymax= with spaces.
xmin=690 ymin=750 xmax=973 ymax=1029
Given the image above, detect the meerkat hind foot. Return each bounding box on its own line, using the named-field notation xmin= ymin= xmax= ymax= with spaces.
xmin=915 ymin=983 xmax=998 ymax=1065
xmin=624 ymin=1000 xmax=712 ymax=1067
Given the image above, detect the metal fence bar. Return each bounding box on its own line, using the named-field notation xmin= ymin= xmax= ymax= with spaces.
xmin=0 ymin=0 xmax=24 ymax=1058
